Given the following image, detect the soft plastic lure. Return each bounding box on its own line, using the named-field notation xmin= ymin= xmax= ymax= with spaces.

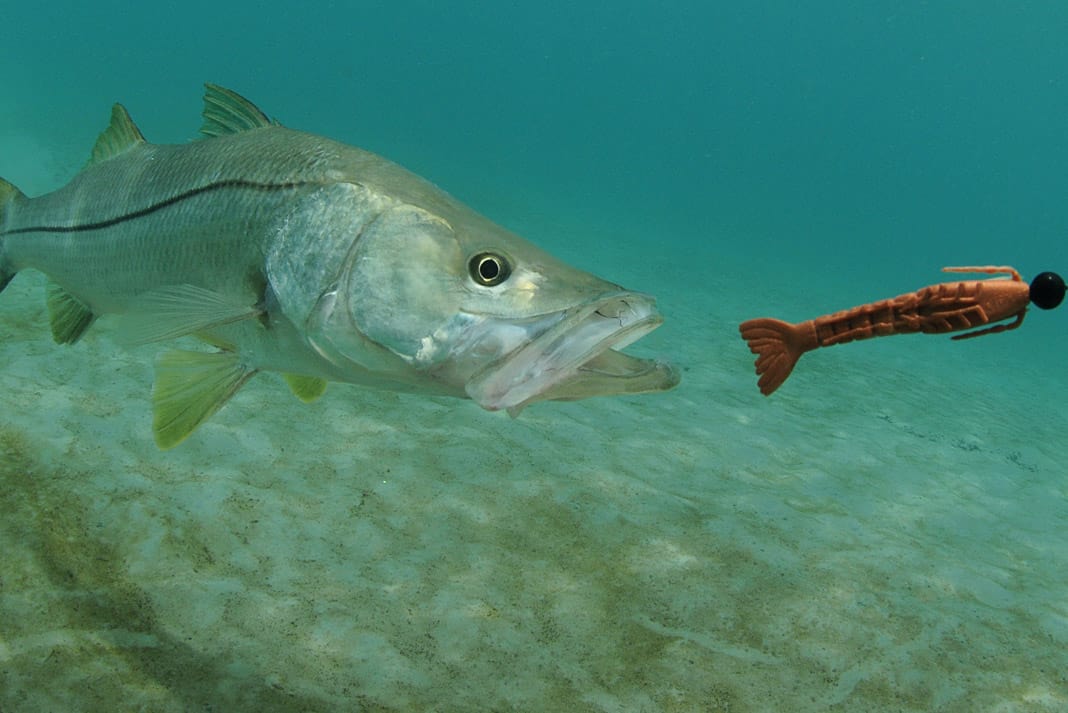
xmin=739 ymin=266 xmax=1066 ymax=396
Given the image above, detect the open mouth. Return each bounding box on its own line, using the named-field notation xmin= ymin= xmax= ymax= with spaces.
xmin=465 ymin=292 xmax=680 ymax=415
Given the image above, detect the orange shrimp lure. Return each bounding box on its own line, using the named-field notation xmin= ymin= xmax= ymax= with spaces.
xmin=739 ymin=266 xmax=1066 ymax=396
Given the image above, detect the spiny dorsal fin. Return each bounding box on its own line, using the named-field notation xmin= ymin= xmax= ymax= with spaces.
xmin=283 ymin=373 xmax=328 ymax=403
xmin=200 ymin=83 xmax=277 ymax=137
xmin=47 ymin=282 xmax=96 ymax=344
xmin=88 ymin=104 xmax=145 ymax=166
xmin=153 ymin=349 xmax=255 ymax=449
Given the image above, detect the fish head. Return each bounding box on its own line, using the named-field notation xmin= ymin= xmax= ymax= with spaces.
xmin=313 ymin=198 xmax=679 ymax=413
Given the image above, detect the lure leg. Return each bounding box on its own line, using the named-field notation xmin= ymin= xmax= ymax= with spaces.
xmin=950 ymin=310 xmax=1026 ymax=340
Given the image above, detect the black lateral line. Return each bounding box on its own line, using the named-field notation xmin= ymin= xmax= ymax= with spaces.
xmin=0 ymin=179 xmax=311 ymax=236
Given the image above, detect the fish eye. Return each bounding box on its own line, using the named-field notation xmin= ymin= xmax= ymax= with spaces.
xmin=468 ymin=252 xmax=511 ymax=286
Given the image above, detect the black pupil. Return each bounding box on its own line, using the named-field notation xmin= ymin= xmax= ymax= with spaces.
xmin=479 ymin=258 xmax=500 ymax=281
xmin=470 ymin=252 xmax=509 ymax=285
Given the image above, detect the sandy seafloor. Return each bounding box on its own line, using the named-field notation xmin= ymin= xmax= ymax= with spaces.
xmin=1 ymin=130 xmax=1068 ymax=713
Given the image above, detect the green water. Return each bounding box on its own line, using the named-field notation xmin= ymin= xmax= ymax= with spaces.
xmin=1 ymin=3 xmax=1066 ymax=711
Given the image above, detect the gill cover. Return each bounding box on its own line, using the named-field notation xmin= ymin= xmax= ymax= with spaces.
xmin=266 ymin=182 xmax=464 ymax=371
xmin=266 ymin=182 xmax=398 ymax=373
xmin=347 ymin=203 xmax=465 ymax=361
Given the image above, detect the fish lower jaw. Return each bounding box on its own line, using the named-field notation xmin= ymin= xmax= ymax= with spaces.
xmin=469 ymin=346 xmax=678 ymax=417
xmin=464 ymin=294 xmax=673 ymax=414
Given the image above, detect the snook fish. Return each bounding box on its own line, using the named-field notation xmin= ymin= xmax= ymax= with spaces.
xmin=0 ymin=84 xmax=679 ymax=448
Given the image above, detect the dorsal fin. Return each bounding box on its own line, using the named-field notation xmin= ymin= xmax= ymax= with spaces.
xmin=200 ymin=83 xmax=277 ymax=137
xmin=88 ymin=104 xmax=145 ymax=166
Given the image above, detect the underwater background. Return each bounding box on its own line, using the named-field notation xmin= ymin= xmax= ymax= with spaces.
xmin=2 ymin=1 xmax=1067 ymax=711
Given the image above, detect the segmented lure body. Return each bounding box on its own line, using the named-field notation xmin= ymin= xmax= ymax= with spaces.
xmin=812 ymin=267 xmax=1029 ymax=346
xmin=739 ymin=267 xmax=1032 ymax=396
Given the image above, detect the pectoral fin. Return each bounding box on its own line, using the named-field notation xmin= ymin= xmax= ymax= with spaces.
xmin=121 ymin=284 xmax=262 ymax=345
xmin=153 ymin=349 xmax=256 ymax=449
xmin=283 ymin=373 xmax=328 ymax=403
xmin=47 ymin=283 xmax=96 ymax=344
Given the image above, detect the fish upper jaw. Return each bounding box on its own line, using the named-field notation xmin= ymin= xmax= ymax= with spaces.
xmin=463 ymin=291 xmax=678 ymax=414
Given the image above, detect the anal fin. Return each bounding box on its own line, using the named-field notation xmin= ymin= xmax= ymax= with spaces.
xmin=47 ymin=283 xmax=96 ymax=344
xmin=283 ymin=373 xmax=328 ymax=403
xmin=153 ymin=349 xmax=256 ymax=449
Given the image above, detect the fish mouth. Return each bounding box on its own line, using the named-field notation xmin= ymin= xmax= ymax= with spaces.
xmin=465 ymin=292 xmax=680 ymax=414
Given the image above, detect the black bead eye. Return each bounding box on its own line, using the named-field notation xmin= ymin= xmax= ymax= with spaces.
xmin=468 ymin=252 xmax=511 ymax=286
xmin=1030 ymin=271 xmax=1066 ymax=310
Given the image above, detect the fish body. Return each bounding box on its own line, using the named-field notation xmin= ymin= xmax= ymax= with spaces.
xmin=0 ymin=85 xmax=678 ymax=447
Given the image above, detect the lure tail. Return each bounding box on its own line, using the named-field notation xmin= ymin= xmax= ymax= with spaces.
xmin=0 ymin=177 xmax=26 ymax=292
xmin=738 ymin=318 xmax=816 ymax=396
